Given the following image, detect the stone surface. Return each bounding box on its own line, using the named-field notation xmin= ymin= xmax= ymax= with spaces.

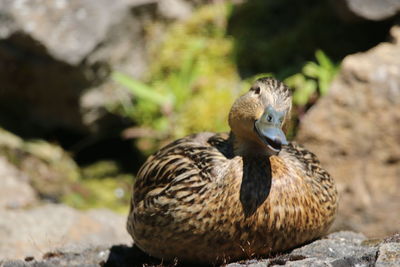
xmin=0 ymin=0 xmax=131 ymax=65
xmin=228 ymin=231 xmax=399 ymax=267
xmin=0 ymin=156 xmax=37 ymax=209
xmin=0 ymin=0 xmax=146 ymax=134
xmin=296 ymin=25 xmax=400 ymax=237
xmin=0 ymin=204 xmax=131 ymax=260
xmin=0 ymin=128 xmax=80 ymax=200
xmin=376 ymin=243 xmax=400 ymax=267
xmin=0 ymin=0 xmax=203 ymax=135
xmin=287 ymin=232 xmax=376 ymax=266
xmin=0 ymin=0 xmax=212 ymax=136
xmin=1 ymin=231 xmax=399 ymax=266
xmin=332 ymin=0 xmax=400 ymax=21
xmin=1 ymin=246 xmax=111 ymax=267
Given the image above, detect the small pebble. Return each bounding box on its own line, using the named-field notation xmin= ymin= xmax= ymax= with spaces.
xmin=24 ymin=256 xmax=34 ymax=262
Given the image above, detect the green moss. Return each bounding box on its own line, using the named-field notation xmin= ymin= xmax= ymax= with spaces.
xmin=0 ymin=127 xmax=23 ymax=149
xmin=81 ymin=160 xmax=121 ymax=179
xmin=112 ymin=1 xmax=348 ymax=151
xmin=62 ymin=176 xmax=131 ymax=214
xmin=285 ymin=50 xmax=339 ymax=106
xmin=0 ymin=127 xmax=81 ymax=199
xmin=24 ymin=140 xmax=80 ymax=182
xmin=58 ymin=2 xmax=350 ymax=213
xmin=112 ymin=3 xmax=244 ymax=152
xmin=150 ymin=2 xmax=241 ymax=135
xmin=228 ymin=0 xmax=390 ymax=78
xmin=62 ymin=160 xmax=133 ymax=213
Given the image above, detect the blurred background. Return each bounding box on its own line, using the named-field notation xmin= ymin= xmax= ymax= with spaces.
xmin=0 ymin=0 xmax=399 ymax=260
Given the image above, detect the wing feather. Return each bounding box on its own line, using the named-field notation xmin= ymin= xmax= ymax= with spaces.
xmin=133 ymin=133 xmax=231 ymax=206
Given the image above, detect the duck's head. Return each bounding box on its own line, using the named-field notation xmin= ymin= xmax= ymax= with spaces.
xmin=229 ymin=77 xmax=292 ymax=156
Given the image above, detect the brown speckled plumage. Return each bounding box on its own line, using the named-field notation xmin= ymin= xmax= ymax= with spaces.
xmin=127 ymin=78 xmax=338 ymax=264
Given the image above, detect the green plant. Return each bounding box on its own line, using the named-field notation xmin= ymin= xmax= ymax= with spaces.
xmin=111 ymin=2 xmax=340 ymax=151
xmin=111 ymin=72 xmax=171 ymax=135
xmin=111 ymin=39 xmax=202 ymax=136
xmin=285 ymin=50 xmax=339 ymax=106
xmin=62 ymin=161 xmax=133 ymax=213
xmin=111 ymin=3 xmax=241 ymax=151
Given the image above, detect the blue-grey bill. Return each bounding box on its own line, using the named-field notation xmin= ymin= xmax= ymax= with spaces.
xmin=254 ymin=122 xmax=288 ymax=152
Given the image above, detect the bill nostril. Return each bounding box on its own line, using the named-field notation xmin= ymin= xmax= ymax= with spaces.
xmin=273 ymin=138 xmax=282 ymax=146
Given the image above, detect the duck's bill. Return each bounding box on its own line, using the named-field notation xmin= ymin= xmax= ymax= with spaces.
xmin=254 ymin=122 xmax=288 ymax=152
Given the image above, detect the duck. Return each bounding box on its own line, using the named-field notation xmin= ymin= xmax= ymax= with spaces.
xmin=127 ymin=77 xmax=338 ymax=264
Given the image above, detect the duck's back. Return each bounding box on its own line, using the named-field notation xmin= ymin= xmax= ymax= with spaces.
xmin=128 ymin=132 xmax=235 ymax=261
xmin=131 ymin=132 xmax=232 ymax=207
xmin=127 ymin=132 xmax=337 ymax=263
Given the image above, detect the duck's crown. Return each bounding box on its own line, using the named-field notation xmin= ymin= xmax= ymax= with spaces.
xmin=229 ymin=77 xmax=292 ymax=155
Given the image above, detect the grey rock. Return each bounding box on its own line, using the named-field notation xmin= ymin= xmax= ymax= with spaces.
xmin=0 ymin=204 xmax=131 ymax=260
xmin=158 ymin=0 xmax=193 ymax=20
xmin=0 ymin=0 xmax=134 ymax=65
xmin=332 ymin=0 xmax=400 ymax=21
xmin=1 ymin=246 xmax=111 ymax=267
xmin=0 ymin=128 xmax=80 ymax=200
xmin=289 ymin=232 xmax=376 ymax=267
xmin=228 ymin=259 xmax=270 ymax=267
xmin=2 ymin=231 xmax=400 ymax=267
xmin=278 ymin=258 xmax=329 ymax=267
xmin=296 ymin=25 xmax=400 ymax=237
xmin=228 ymin=231 xmax=399 ymax=267
xmin=0 ymin=0 xmax=150 ymax=134
xmin=291 ymin=232 xmax=367 ymax=256
xmin=0 ymin=156 xmax=37 ymax=209
xmin=0 ymin=0 xmax=210 ymax=135
xmin=376 ymin=243 xmax=400 ymax=267
xmin=0 ymin=0 xmax=185 ymax=135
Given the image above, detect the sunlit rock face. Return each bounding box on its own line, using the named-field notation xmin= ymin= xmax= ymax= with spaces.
xmin=331 ymin=0 xmax=400 ymax=21
xmin=0 ymin=204 xmax=131 ymax=260
xmin=297 ymin=26 xmax=400 ymax=237
xmin=0 ymin=156 xmax=37 ymax=209
xmin=2 ymin=231 xmax=400 ymax=266
xmin=0 ymin=0 xmax=199 ymax=135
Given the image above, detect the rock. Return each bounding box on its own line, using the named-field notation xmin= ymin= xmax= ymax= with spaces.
xmin=0 ymin=0 xmax=150 ymax=66
xmin=0 ymin=0 xmax=210 ymax=136
xmin=332 ymin=0 xmax=400 ymax=21
xmin=1 ymin=246 xmax=112 ymax=267
xmin=296 ymin=25 xmax=400 ymax=237
xmin=227 ymin=231 xmax=399 ymax=267
xmin=158 ymin=0 xmax=193 ymax=20
xmin=0 ymin=0 xmax=144 ymax=134
xmin=376 ymin=243 xmax=400 ymax=267
xmin=0 ymin=128 xmax=80 ymax=200
xmin=2 ymin=231 xmax=399 ymax=266
xmin=0 ymin=156 xmax=37 ymax=209
xmin=0 ymin=204 xmax=131 ymax=260
xmin=287 ymin=232 xmax=376 ymax=266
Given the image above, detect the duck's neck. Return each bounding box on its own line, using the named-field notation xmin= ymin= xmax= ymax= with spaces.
xmin=229 ymin=132 xmax=273 ymax=158
xmin=229 ymin=132 xmax=273 ymax=217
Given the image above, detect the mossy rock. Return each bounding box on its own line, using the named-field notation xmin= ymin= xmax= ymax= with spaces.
xmin=0 ymin=127 xmax=80 ymax=200
xmin=62 ymin=160 xmax=133 ymax=213
xmin=114 ymin=3 xmax=244 ymax=149
xmin=228 ymin=0 xmax=392 ymax=78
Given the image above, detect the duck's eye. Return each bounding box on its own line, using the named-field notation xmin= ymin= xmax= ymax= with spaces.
xmin=267 ymin=115 xmax=273 ymax=122
xmin=252 ymin=86 xmax=261 ymax=95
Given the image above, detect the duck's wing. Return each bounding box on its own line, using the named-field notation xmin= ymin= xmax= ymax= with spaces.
xmin=132 ymin=133 xmax=232 ymax=206
xmin=282 ymin=142 xmax=337 ymax=208
xmin=283 ymin=142 xmax=332 ymax=182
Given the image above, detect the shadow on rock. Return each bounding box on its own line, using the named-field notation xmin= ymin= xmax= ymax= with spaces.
xmin=227 ymin=0 xmax=392 ymax=78
xmin=104 ymin=244 xmax=209 ymax=267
